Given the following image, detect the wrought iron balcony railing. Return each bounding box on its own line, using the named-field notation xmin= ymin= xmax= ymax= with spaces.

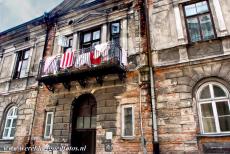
xmin=37 ymin=41 xmax=127 ymax=91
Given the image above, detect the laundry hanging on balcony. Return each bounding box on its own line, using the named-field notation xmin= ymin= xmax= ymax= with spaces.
xmin=44 ymin=56 xmax=58 ymax=75
xmin=60 ymin=48 xmax=75 ymax=69
xmin=90 ymin=51 xmax=101 ymax=65
xmin=95 ymin=42 xmax=109 ymax=62
xmin=58 ymin=35 xmax=68 ymax=47
xmin=75 ymin=52 xmax=91 ymax=68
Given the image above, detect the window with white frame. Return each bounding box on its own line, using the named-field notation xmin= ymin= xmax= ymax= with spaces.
xmin=197 ymin=82 xmax=230 ymax=134
xmin=2 ymin=106 xmax=18 ymax=139
xmin=121 ymin=105 xmax=135 ymax=137
xmin=44 ymin=112 xmax=54 ymax=139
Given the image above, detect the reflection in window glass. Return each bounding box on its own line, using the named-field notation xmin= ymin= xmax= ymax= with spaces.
xmin=201 ymin=103 xmax=214 ymax=117
xmin=196 ymin=1 xmax=208 ymax=14
xmin=200 ymin=85 xmax=211 ymax=99
xmin=199 ymin=15 xmax=215 ymax=40
xmin=185 ymin=4 xmax=197 ymax=16
xmin=187 ymin=18 xmax=201 ymax=42
xmin=84 ymin=33 xmax=91 ymax=43
xmin=214 ymin=85 xmax=226 ymax=98
xmin=124 ymin=107 xmax=133 ymax=136
xmin=93 ymin=30 xmax=100 ymax=40
xmin=202 ymin=117 xmax=216 ymax=133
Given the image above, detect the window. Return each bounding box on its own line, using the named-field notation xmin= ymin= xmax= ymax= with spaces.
xmin=63 ymin=37 xmax=73 ymax=53
xmin=184 ymin=1 xmax=215 ymax=42
xmin=80 ymin=29 xmax=101 ymax=52
xmin=197 ymin=82 xmax=230 ymax=134
xmin=121 ymin=105 xmax=135 ymax=137
xmin=2 ymin=106 xmax=18 ymax=139
xmin=13 ymin=49 xmax=30 ymax=79
xmin=44 ymin=112 xmax=54 ymax=139
xmin=110 ymin=21 xmax=120 ymax=43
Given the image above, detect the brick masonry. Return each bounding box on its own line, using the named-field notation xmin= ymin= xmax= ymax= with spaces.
xmin=154 ymin=59 xmax=230 ymax=153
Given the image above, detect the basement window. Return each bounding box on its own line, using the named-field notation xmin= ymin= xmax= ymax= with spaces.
xmin=121 ymin=105 xmax=135 ymax=138
xmin=44 ymin=112 xmax=54 ymax=139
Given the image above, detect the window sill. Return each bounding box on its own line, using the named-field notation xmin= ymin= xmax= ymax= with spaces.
xmin=197 ymin=133 xmax=230 ymax=138
xmin=121 ymin=136 xmax=135 ymax=140
xmin=187 ymin=38 xmax=219 ymax=46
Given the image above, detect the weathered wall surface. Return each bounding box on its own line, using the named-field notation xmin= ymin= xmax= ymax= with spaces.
xmin=154 ymin=59 xmax=230 ymax=153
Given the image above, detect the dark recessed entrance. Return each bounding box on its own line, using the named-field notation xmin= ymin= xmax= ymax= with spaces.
xmin=71 ymin=94 xmax=96 ymax=154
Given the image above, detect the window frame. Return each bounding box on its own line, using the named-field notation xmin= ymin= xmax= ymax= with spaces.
xmin=197 ymin=82 xmax=230 ymax=134
xmin=121 ymin=104 xmax=135 ymax=138
xmin=80 ymin=28 xmax=101 ymax=52
xmin=44 ymin=112 xmax=54 ymax=139
xmin=2 ymin=106 xmax=18 ymax=140
xmin=110 ymin=21 xmax=121 ymax=42
xmin=13 ymin=49 xmax=30 ymax=79
xmin=63 ymin=36 xmax=73 ymax=53
xmin=183 ymin=0 xmax=216 ymax=43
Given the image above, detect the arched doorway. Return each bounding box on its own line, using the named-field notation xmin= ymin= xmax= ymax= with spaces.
xmin=71 ymin=93 xmax=96 ymax=154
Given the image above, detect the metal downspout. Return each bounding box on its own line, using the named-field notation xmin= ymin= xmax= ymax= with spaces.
xmin=143 ymin=0 xmax=159 ymax=153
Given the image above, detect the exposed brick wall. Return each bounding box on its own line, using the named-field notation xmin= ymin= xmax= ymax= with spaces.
xmin=154 ymin=59 xmax=230 ymax=153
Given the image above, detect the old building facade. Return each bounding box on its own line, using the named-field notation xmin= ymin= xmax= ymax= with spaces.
xmin=0 ymin=15 xmax=46 ymax=152
xmin=32 ymin=0 xmax=154 ymax=154
xmin=149 ymin=0 xmax=230 ymax=153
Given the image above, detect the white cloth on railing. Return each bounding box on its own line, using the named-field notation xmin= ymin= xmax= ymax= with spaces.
xmin=44 ymin=56 xmax=58 ymax=75
xmin=95 ymin=42 xmax=109 ymax=61
xmin=60 ymin=48 xmax=75 ymax=69
xmin=75 ymin=52 xmax=91 ymax=68
xmin=122 ymin=49 xmax=128 ymax=66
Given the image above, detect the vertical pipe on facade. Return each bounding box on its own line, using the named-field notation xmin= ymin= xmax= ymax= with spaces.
xmin=27 ymin=13 xmax=51 ymax=150
xmin=143 ymin=0 xmax=159 ymax=153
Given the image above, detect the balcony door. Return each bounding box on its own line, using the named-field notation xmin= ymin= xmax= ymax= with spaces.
xmin=71 ymin=94 xmax=97 ymax=154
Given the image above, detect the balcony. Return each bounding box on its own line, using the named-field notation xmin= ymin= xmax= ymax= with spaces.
xmin=37 ymin=42 xmax=127 ymax=92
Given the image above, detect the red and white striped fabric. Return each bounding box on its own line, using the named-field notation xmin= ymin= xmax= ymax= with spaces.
xmin=60 ymin=48 xmax=75 ymax=69
xmin=44 ymin=56 xmax=58 ymax=75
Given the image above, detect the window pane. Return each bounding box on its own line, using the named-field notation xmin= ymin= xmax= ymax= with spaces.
xmin=216 ymin=101 xmax=230 ymax=116
xmin=201 ymin=103 xmax=214 ymax=117
xmin=185 ymin=4 xmax=197 ymax=16
xmin=6 ymin=119 xmax=11 ymax=127
xmin=112 ymin=23 xmax=120 ymax=34
xmin=203 ymin=117 xmax=216 ymax=133
xmin=91 ymin=116 xmax=96 ymax=128
xmin=200 ymin=85 xmax=211 ymax=99
xmin=3 ymin=128 xmax=9 ymax=137
xmin=8 ymin=109 xmax=14 ymax=116
xmin=45 ymin=125 xmax=51 ymax=137
xmin=12 ymin=119 xmax=17 ymax=127
xmin=187 ymin=18 xmax=201 ymax=42
xmin=213 ymin=85 xmax=226 ymax=98
xmin=77 ymin=117 xmax=83 ymax=129
xmin=69 ymin=38 xmax=73 ymax=47
xmin=124 ymin=107 xmax=133 ymax=136
xmin=93 ymin=30 xmax=100 ymax=40
xmin=199 ymin=15 xmax=215 ymax=40
xmin=84 ymin=117 xmax=91 ymax=128
xmin=47 ymin=114 xmax=52 ymax=124
xmin=219 ymin=116 xmax=230 ymax=132
xmin=196 ymin=1 xmax=209 ymax=14
xmin=10 ymin=128 xmax=16 ymax=137
xmin=24 ymin=50 xmax=30 ymax=59
xmin=84 ymin=33 xmax=91 ymax=43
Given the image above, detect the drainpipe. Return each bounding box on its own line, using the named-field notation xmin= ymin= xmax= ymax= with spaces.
xmin=143 ymin=0 xmax=159 ymax=153
xmin=26 ymin=12 xmax=51 ymax=153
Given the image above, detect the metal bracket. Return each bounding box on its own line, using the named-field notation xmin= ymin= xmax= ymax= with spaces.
xmin=118 ymin=72 xmax=126 ymax=81
xmin=96 ymin=76 xmax=104 ymax=86
xmin=63 ymin=82 xmax=71 ymax=91
xmin=78 ymin=79 xmax=87 ymax=88
xmin=45 ymin=84 xmax=55 ymax=93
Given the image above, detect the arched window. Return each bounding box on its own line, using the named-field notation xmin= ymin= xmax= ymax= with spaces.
xmin=2 ymin=106 xmax=18 ymax=139
xmin=197 ymin=82 xmax=230 ymax=134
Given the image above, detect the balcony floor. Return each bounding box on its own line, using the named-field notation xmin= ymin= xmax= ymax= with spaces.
xmin=37 ymin=63 xmax=126 ymax=89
